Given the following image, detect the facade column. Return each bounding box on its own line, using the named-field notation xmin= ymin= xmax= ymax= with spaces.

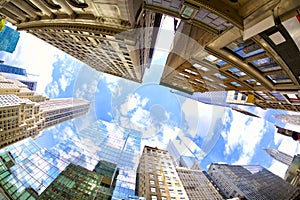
xmin=29 ymin=0 xmax=53 ymax=17
xmin=11 ymin=0 xmax=38 ymax=19
xmin=4 ymin=3 xmax=27 ymax=21
xmin=54 ymin=0 xmax=75 ymax=16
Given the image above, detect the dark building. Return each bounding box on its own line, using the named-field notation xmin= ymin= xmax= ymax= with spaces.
xmin=276 ymin=125 xmax=300 ymax=141
xmin=39 ymin=163 xmax=107 ymax=200
xmin=208 ymin=163 xmax=300 ymax=200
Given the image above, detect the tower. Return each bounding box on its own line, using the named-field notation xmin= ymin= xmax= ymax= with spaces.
xmin=0 ymin=74 xmax=90 ymax=148
xmin=208 ymin=163 xmax=300 ymax=200
xmin=135 ymin=146 xmax=189 ymax=200
xmin=49 ymin=120 xmax=143 ymax=200
xmin=176 ymin=167 xmax=223 ymax=200
xmin=0 ymin=0 xmax=162 ymax=83
xmin=264 ymin=148 xmax=293 ymax=166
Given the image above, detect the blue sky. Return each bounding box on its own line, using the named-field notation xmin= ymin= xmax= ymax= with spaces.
xmin=1 ymin=16 xmax=300 ymax=178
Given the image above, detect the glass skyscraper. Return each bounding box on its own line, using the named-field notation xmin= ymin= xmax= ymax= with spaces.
xmin=0 ymin=138 xmax=69 ymax=199
xmin=0 ymin=25 xmax=20 ymax=53
xmin=49 ymin=120 xmax=143 ymax=200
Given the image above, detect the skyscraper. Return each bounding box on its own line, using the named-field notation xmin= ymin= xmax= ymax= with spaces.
xmin=0 ymin=0 xmax=162 ymax=83
xmin=264 ymin=148 xmax=294 ymax=166
xmin=0 ymin=137 xmax=69 ymax=199
xmin=0 ymin=63 xmax=37 ymax=91
xmin=0 ymin=25 xmax=20 ymax=53
xmin=208 ymin=163 xmax=300 ymax=200
xmin=135 ymin=146 xmax=189 ymax=200
xmin=0 ymin=74 xmax=90 ymax=148
xmin=176 ymin=167 xmax=223 ymax=200
xmin=49 ymin=120 xmax=143 ymax=200
xmin=39 ymin=162 xmax=116 ymax=200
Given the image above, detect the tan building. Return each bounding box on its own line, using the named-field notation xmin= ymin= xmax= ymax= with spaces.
xmin=145 ymin=0 xmax=300 ymax=112
xmin=136 ymin=146 xmax=189 ymax=200
xmin=0 ymin=0 xmax=162 ymax=83
xmin=176 ymin=167 xmax=223 ymax=200
xmin=0 ymin=75 xmax=90 ymax=148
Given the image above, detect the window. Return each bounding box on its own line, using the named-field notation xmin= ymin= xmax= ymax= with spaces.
xmin=149 ymin=174 xmax=154 ymax=178
xmin=150 ymin=180 xmax=155 ymax=185
xmin=160 ymin=188 xmax=165 ymax=193
xmin=213 ymin=73 xmax=227 ymax=80
xmin=162 ymin=197 xmax=167 ymax=200
xmin=203 ymin=76 xmax=214 ymax=82
xmin=193 ymin=64 xmax=209 ymax=72
xmin=181 ymin=6 xmax=195 ymax=19
xmin=226 ymin=39 xmax=265 ymax=58
xmin=151 ymin=187 xmax=156 ymax=192
xmin=251 ymin=57 xmax=281 ymax=72
xmin=151 ymin=195 xmax=157 ymax=200
xmin=159 ymin=181 xmax=164 ymax=186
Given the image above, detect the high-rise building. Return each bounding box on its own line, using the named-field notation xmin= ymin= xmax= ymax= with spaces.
xmin=0 ymin=137 xmax=69 ymax=199
xmin=264 ymin=148 xmax=294 ymax=166
xmin=208 ymin=163 xmax=300 ymax=200
xmin=49 ymin=120 xmax=143 ymax=200
xmin=142 ymin=0 xmax=300 ymax=112
xmin=0 ymin=0 xmax=162 ymax=83
xmin=159 ymin=18 xmax=300 ymax=112
xmin=284 ymin=155 xmax=300 ymax=188
xmin=275 ymin=114 xmax=300 ymax=126
xmin=0 ymin=25 xmax=20 ymax=53
xmin=0 ymin=63 xmax=37 ymax=91
xmin=0 ymin=74 xmax=47 ymax=102
xmin=135 ymin=146 xmax=189 ymax=200
xmin=0 ymin=74 xmax=90 ymax=148
xmin=39 ymin=162 xmax=116 ymax=200
xmin=176 ymin=167 xmax=223 ymax=200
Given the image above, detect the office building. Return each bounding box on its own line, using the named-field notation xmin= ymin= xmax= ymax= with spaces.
xmin=0 ymin=0 xmax=162 ymax=83
xmin=284 ymin=155 xmax=300 ymax=188
xmin=0 ymin=75 xmax=90 ymax=148
xmin=264 ymin=148 xmax=293 ymax=166
xmin=49 ymin=120 xmax=143 ymax=200
xmin=208 ymin=163 xmax=300 ymax=200
xmin=0 ymin=63 xmax=37 ymax=91
xmin=0 ymin=25 xmax=20 ymax=53
xmin=275 ymin=114 xmax=300 ymax=126
xmin=39 ymin=163 xmax=115 ymax=200
xmin=0 ymin=138 xmax=69 ymax=199
xmin=135 ymin=146 xmax=189 ymax=200
xmin=143 ymin=0 xmax=300 ymax=112
xmin=176 ymin=167 xmax=223 ymax=200
xmin=0 ymin=74 xmax=47 ymax=102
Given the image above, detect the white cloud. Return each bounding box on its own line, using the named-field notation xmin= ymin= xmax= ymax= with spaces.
xmin=222 ymin=110 xmax=266 ymax=165
xmin=130 ymin=107 xmax=151 ymax=128
xmin=101 ymin=73 xmax=121 ymax=95
xmin=45 ymin=81 xmax=59 ymax=97
xmin=52 ymin=121 xmax=76 ymax=142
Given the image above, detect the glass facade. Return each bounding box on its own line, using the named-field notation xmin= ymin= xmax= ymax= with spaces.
xmin=0 ymin=138 xmax=68 ymax=199
xmin=0 ymin=26 xmax=20 ymax=53
xmin=39 ymin=163 xmax=108 ymax=200
xmin=49 ymin=120 xmax=142 ymax=200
